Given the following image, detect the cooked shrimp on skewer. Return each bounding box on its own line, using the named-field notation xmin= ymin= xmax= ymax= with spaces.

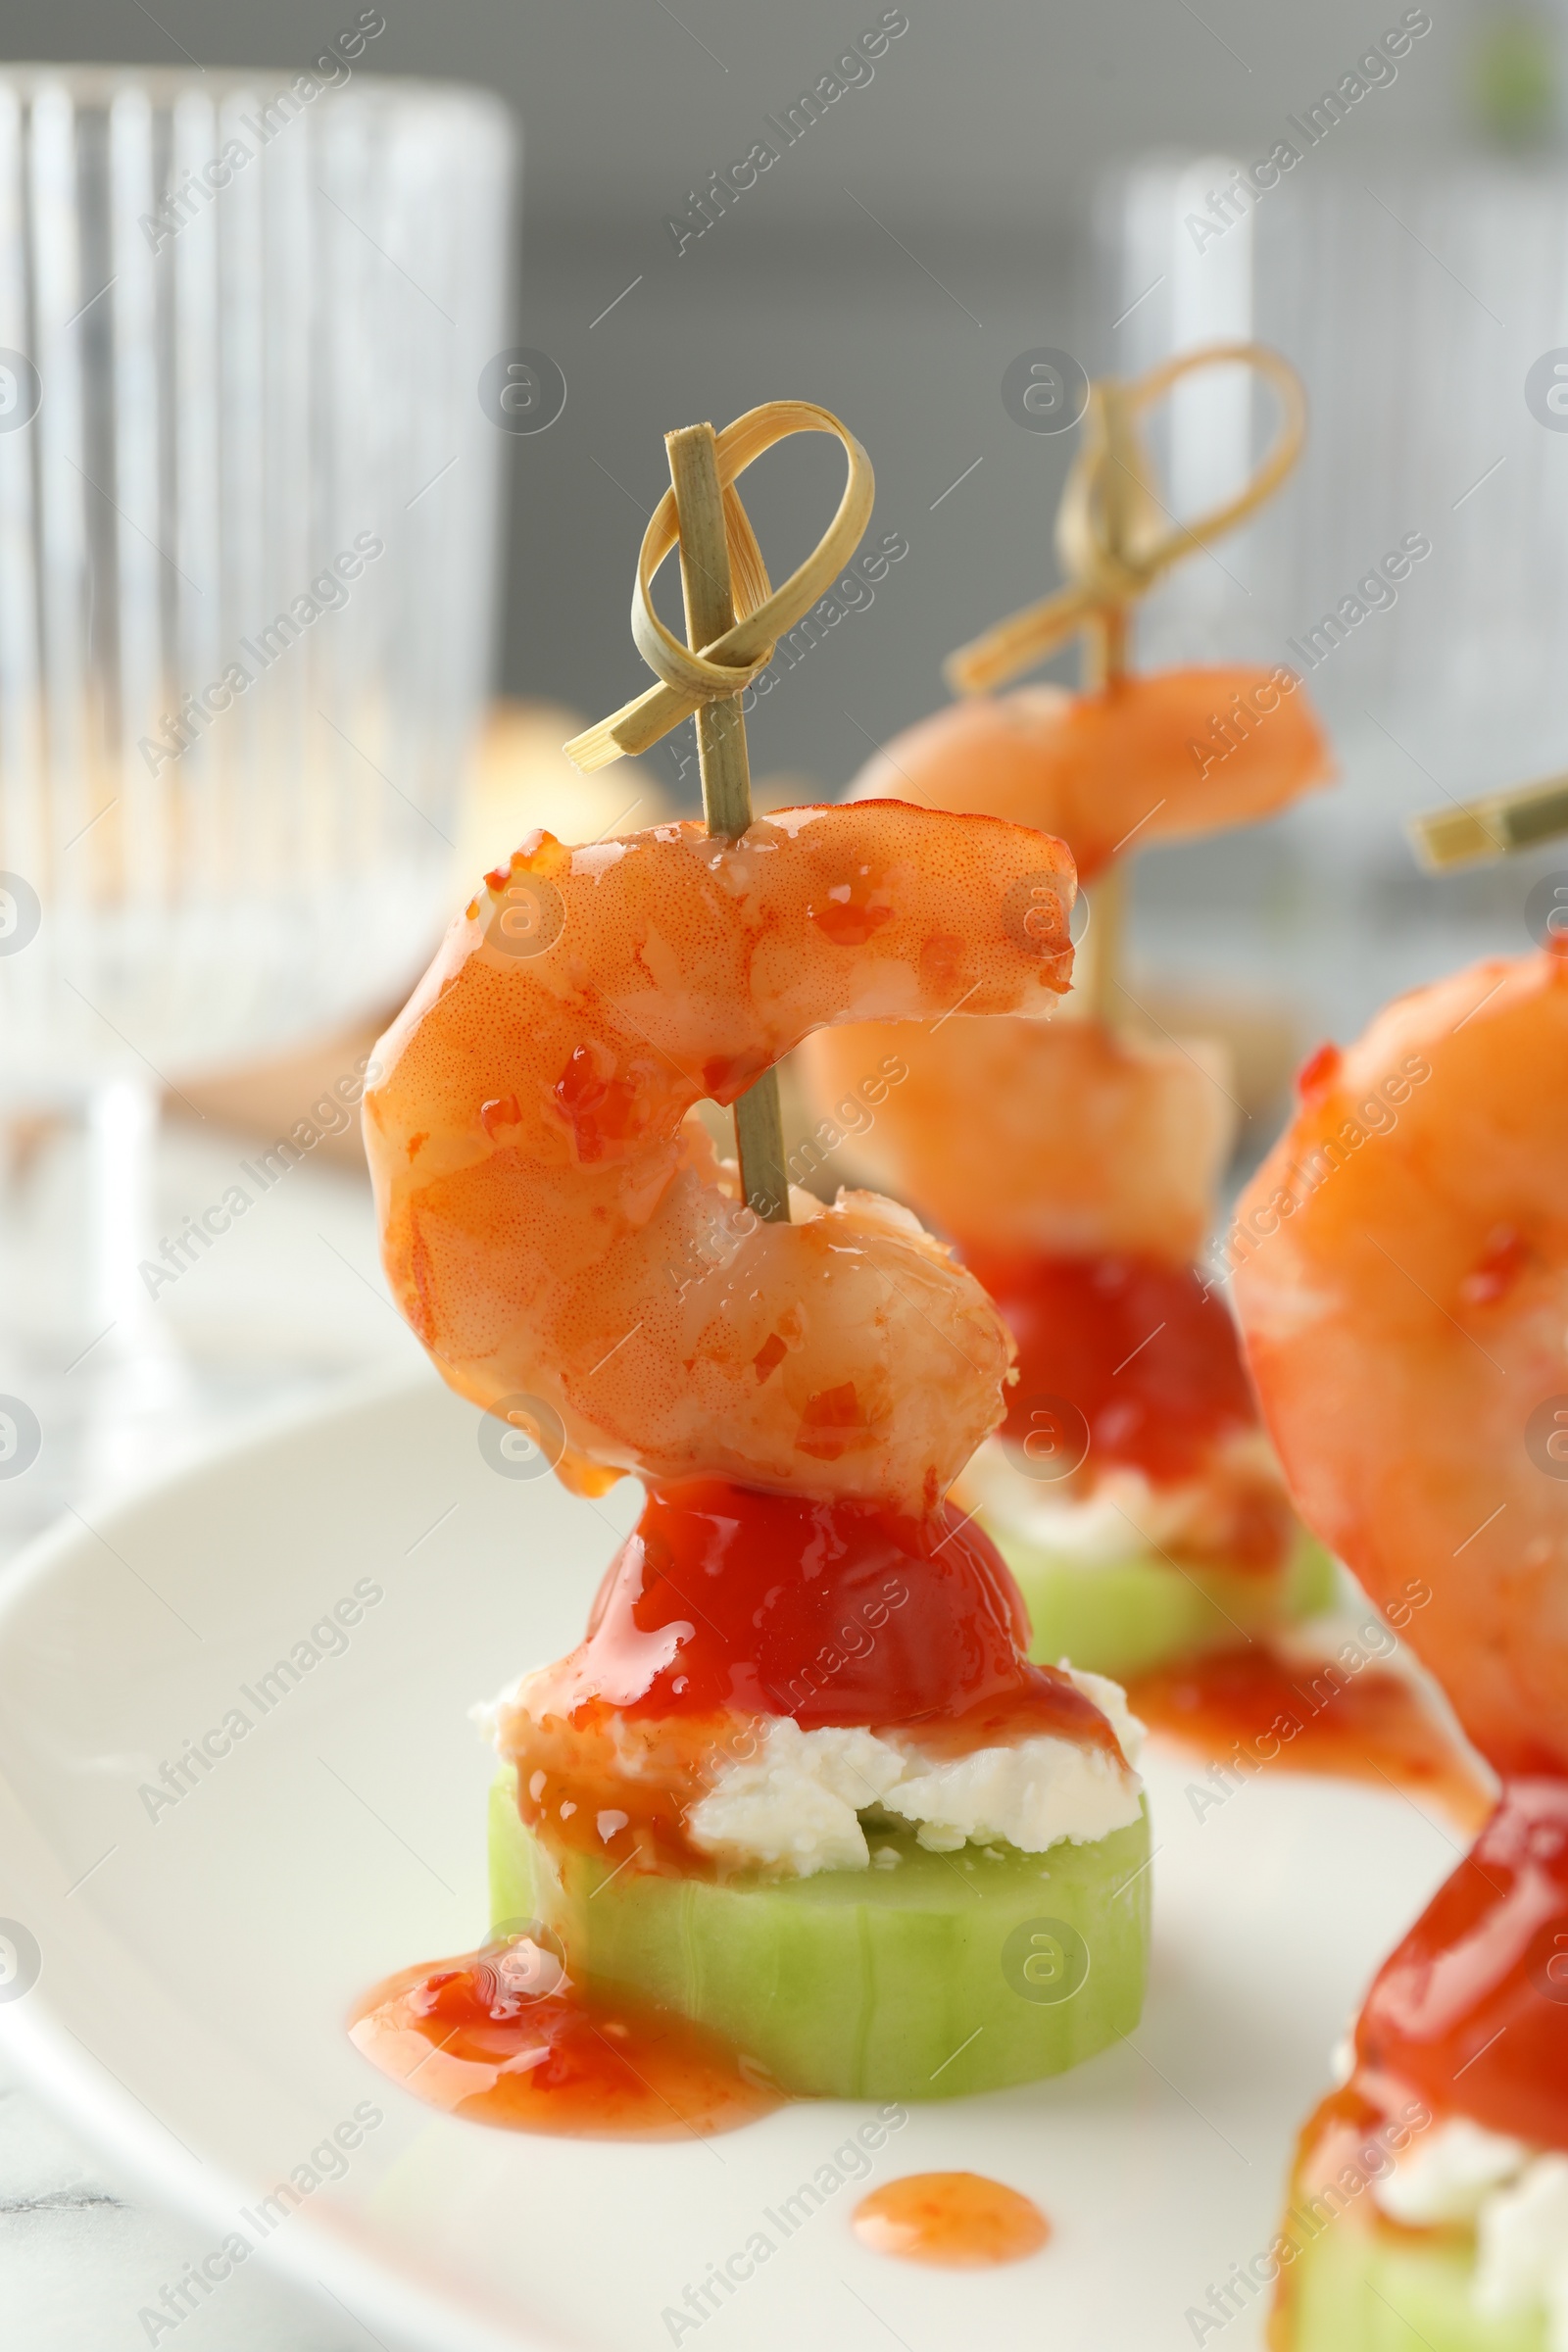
xmin=799 ymin=346 xmax=1331 ymax=1598
xmin=806 ymin=1004 xmax=1311 ymax=1636
xmin=805 ymin=1010 xmax=1236 ymax=1268
xmin=1233 ymin=949 xmax=1568 ymax=1778
xmin=799 ymin=681 xmax=1332 ymax=1667
xmin=352 ymin=402 xmax=1161 ymax=2131
xmin=1234 ymin=953 xmax=1568 ymax=2348
xmin=851 ymin=666 xmax=1332 ymax=885
xmin=810 ymin=652 xmax=1333 ymax=1245
xmin=364 ymin=800 xmax=1074 ymax=1513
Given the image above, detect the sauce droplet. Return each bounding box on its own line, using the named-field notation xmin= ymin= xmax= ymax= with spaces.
xmin=852 ymin=2172 xmax=1050 ymax=2267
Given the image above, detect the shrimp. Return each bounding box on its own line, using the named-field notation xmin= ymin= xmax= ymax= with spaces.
xmin=364 ymin=801 xmax=1074 ymax=1514
xmin=801 ymin=1012 xmax=1236 ymax=1266
xmin=799 ymin=688 xmax=1307 ymax=1559
xmin=802 ymin=1013 xmax=1296 ymax=1570
xmin=851 ymin=667 xmax=1333 ymax=884
xmin=801 ymin=656 xmax=1328 ymax=1257
xmin=1232 ymin=950 xmax=1568 ymax=1778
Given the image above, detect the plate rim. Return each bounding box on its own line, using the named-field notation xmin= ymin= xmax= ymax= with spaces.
xmin=0 ymin=1362 xmax=1465 ymax=2352
xmin=0 ymin=1361 xmax=567 ymax=2352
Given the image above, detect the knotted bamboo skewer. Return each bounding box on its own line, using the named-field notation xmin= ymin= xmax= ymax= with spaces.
xmin=946 ymin=342 xmax=1307 ymax=1022
xmin=665 ymin=421 xmax=792 ymax=1216
xmin=564 ymin=400 xmax=876 ymax=1222
xmin=946 ymin=342 xmax=1305 ymax=696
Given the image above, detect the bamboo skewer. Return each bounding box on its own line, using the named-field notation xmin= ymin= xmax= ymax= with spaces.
xmin=564 ymin=400 xmax=875 ymax=1216
xmin=1408 ymin=771 xmax=1568 ymax=873
xmin=564 ymin=400 xmax=873 ymax=775
xmin=944 ymin=344 xmax=1306 ymax=699
xmin=667 ymin=425 xmax=755 ymax=838
xmin=665 ymin=421 xmax=791 ymax=1222
xmin=1078 ymin=538 xmax=1130 ymax=1028
xmin=944 ymin=345 xmax=1307 ymax=1030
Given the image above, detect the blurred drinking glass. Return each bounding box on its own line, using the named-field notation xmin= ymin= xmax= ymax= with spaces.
xmin=0 ymin=63 xmax=513 ymax=1519
xmin=1092 ymin=152 xmax=1568 ymax=1055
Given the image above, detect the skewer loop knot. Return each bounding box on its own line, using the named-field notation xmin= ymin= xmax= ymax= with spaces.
xmin=565 ymin=400 xmax=874 ymax=772
xmin=947 ymin=342 xmax=1306 ymax=697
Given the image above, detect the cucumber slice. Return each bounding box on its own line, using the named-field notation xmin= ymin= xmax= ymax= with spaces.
xmin=1283 ymin=2216 xmax=1545 ymax=2351
xmin=489 ymin=1768 xmax=1151 ymax=2101
xmin=994 ymin=1527 xmax=1337 ymax=1681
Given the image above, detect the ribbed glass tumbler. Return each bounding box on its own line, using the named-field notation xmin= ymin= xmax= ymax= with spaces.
xmin=0 ymin=65 xmax=513 ymax=1094
xmin=0 ymin=65 xmax=514 ymax=1520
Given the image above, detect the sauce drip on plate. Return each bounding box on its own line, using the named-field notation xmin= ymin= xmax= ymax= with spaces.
xmin=852 ymin=2172 xmax=1050 ymax=2266
xmin=1126 ymin=1642 xmax=1494 ymax=1829
xmin=350 ymin=1930 xmax=778 ymax=2139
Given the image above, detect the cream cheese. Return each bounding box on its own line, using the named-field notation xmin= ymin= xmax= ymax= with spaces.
xmin=681 ymin=1666 xmax=1144 ymax=1879
xmin=1374 ymin=2120 xmax=1568 ymax=2337
xmin=1475 ymin=2154 xmax=1568 ymax=2340
xmin=1373 ymin=2114 xmax=1530 ymax=2226
xmin=962 ymin=1426 xmax=1287 ymax=1569
xmin=480 ymin=1662 xmax=1145 ymax=1882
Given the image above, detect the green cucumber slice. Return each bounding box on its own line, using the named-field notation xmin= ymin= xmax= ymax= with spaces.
xmin=1283 ymin=2216 xmax=1545 ymax=2351
xmin=489 ymin=1767 xmax=1151 ymax=2101
xmin=993 ymin=1527 xmax=1338 ymax=1681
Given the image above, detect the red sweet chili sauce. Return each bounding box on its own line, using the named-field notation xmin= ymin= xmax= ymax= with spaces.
xmin=1125 ymin=1642 xmax=1493 ymax=1830
xmin=353 ymin=1481 xmax=1126 ymax=2137
xmin=504 ymin=1479 xmax=1120 ymax=1872
xmin=967 ymin=1250 xmax=1293 ymax=1565
xmin=577 ymin=1481 xmax=1107 ymax=1737
xmin=852 ymin=2172 xmax=1050 ymax=2266
xmin=1354 ymin=1777 xmax=1568 ymax=2150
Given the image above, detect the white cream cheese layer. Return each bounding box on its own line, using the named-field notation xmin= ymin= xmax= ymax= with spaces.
xmin=681 ymin=1721 xmax=908 ymax=1878
xmin=962 ymin=1427 xmax=1285 ymax=1568
xmin=1373 ymin=2119 xmax=1568 ymax=2339
xmin=681 ymin=1667 xmax=1145 ymax=1879
xmin=478 ymin=1665 xmax=1145 ymax=1882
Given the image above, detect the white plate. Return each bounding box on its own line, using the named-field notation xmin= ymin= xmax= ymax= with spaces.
xmin=0 ymin=1369 xmax=1465 ymax=2352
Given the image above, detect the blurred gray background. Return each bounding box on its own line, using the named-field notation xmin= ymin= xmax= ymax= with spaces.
xmin=22 ymin=0 xmax=1568 ymax=1084
xmin=2 ymin=0 xmax=1485 ymax=801
xmin=11 ymin=0 xmax=1568 ymax=1075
